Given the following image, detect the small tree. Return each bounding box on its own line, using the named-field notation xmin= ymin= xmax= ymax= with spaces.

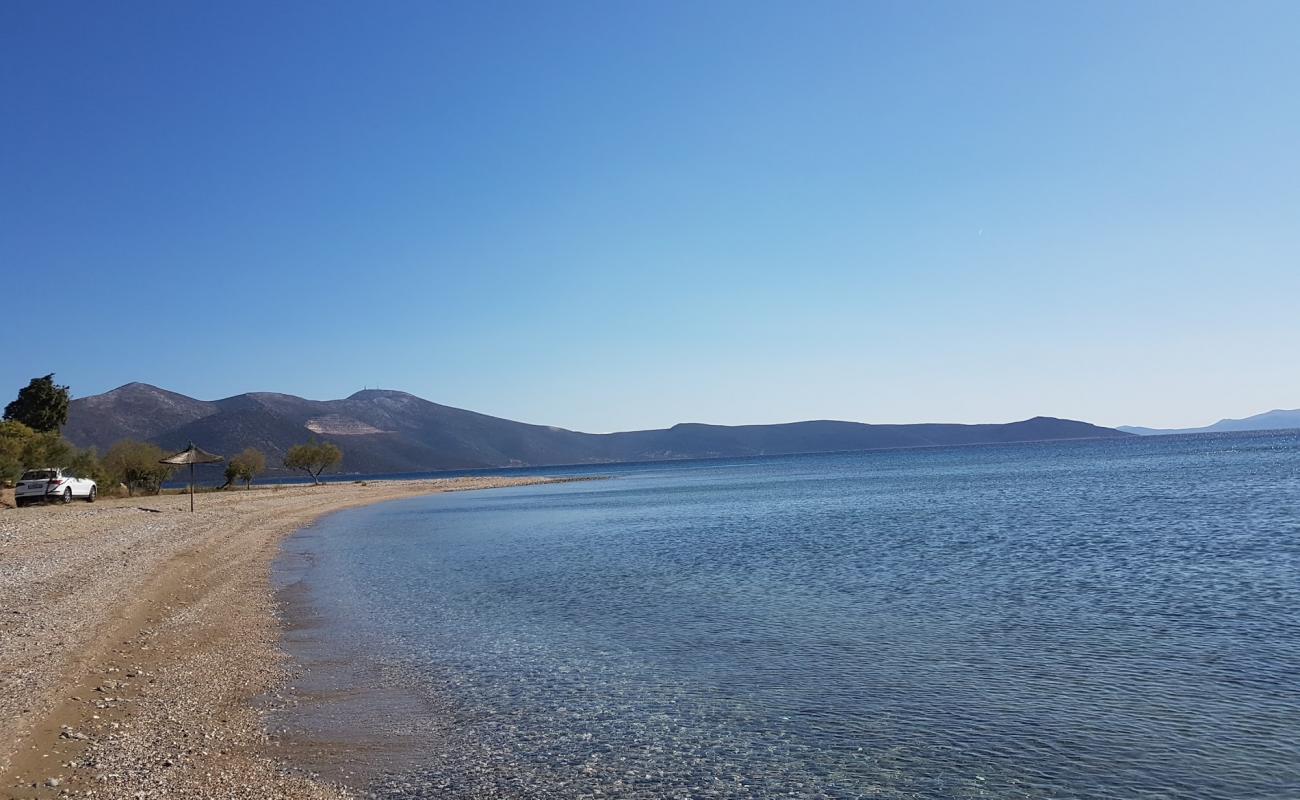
xmin=64 ymin=445 xmax=107 ymax=485
xmin=4 ymin=374 xmax=71 ymax=433
xmin=283 ymin=440 xmax=342 ymax=485
xmin=221 ymin=462 xmax=239 ymax=490
xmin=0 ymin=420 xmax=35 ymax=485
xmin=0 ymin=421 xmax=105 ymax=487
xmin=20 ymin=431 xmax=74 ymax=474
xmin=223 ymin=447 xmax=266 ymax=489
xmin=104 ymin=440 xmax=173 ymax=496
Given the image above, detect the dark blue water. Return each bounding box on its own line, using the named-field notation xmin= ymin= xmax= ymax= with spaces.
xmin=276 ymin=432 xmax=1300 ymax=799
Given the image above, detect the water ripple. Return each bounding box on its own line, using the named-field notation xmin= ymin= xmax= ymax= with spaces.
xmin=279 ymin=431 xmax=1300 ymax=799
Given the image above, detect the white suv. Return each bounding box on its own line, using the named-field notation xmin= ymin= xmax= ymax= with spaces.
xmin=14 ymin=468 xmax=97 ymax=506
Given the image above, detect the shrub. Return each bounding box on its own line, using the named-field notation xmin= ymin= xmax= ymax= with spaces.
xmin=0 ymin=421 xmax=107 ymax=486
xmin=0 ymin=420 xmax=35 ymax=485
xmin=104 ymin=440 xmax=173 ymax=496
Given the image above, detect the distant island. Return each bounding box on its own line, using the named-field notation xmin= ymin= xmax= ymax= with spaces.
xmin=63 ymin=383 xmax=1132 ymax=475
xmin=1119 ymin=408 xmax=1300 ymax=436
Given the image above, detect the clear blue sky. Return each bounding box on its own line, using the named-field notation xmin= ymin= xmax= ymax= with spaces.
xmin=3 ymin=1 xmax=1297 ymax=432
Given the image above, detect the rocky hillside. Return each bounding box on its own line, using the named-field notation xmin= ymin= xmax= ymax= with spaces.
xmin=64 ymin=383 xmax=1132 ymax=474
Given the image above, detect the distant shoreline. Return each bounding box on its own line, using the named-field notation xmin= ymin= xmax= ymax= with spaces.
xmin=160 ymin=431 xmax=1147 ymax=491
xmin=0 ymin=476 xmax=591 ymax=798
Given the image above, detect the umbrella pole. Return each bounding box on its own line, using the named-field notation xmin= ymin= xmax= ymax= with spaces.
xmin=190 ymin=462 xmax=195 ymax=513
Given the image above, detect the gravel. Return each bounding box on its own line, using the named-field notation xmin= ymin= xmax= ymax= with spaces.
xmin=0 ymin=477 xmax=574 ymax=799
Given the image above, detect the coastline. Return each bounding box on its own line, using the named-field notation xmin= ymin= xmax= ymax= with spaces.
xmin=0 ymin=477 xmax=583 ymax=798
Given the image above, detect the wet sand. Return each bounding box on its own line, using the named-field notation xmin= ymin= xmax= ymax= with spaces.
xmin=0 ymin=477 xmax=579 ymax=799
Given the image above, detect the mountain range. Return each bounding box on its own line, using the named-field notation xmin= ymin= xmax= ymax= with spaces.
xmin=62 ymin=383 xmax=1132 ymax=475
xmin=1118 ymin=408 xmax=1300 ymax=436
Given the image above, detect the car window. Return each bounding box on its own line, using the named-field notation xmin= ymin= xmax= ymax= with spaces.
xmin=20 ymin=470 xmax=56 ymax=480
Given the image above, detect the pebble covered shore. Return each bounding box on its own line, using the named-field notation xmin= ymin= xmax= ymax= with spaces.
xmin=0 ymin=477 xmax=574 ymax=799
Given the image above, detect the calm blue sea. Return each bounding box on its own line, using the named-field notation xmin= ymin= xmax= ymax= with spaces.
xmin=275 ymin=432 xmax=1300 ymax=799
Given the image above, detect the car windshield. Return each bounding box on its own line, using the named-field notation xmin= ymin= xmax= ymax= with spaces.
xmin=20 ymin=470 xmax=57 ymax=480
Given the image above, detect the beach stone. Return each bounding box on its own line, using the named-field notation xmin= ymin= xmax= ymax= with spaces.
xmin=4 ymin=478 xmax=554 ymax=800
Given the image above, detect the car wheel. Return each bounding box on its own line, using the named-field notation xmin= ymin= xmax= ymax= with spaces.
xmin=62 ymin=487 xmax=73 ymax=504
xmin=87 ymin=486 xmax=97 ymax=503
xmin=14 ymin=498 xmax=24 ymax=508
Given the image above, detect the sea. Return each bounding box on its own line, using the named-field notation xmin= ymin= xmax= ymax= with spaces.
xmin=272 ymin=431 xmax=1300 ymax=799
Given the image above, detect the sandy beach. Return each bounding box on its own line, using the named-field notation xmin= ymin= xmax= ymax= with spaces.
xmin=0 ymin=477 xmax=576 ymax=799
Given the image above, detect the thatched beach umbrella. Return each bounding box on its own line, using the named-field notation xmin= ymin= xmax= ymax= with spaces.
xmin=160 ymin=442 xmax=224 ymax=512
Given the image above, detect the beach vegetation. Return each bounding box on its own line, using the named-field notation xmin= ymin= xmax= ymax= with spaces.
xmin=0 ymin=421 xmax=35 ymax=484
xmin=24 ymin=431 xmax=74 ymax=472
xmin=222 ymin=447 xmax=267 ymax=489
xmin=4 ymin=373 xmax=71 ymax=433
xmin=283 ymin=439 xmax=343 ymax=484
xmin=0 ymin=419 xmax=112 ymax=489
xmin=0 ymin=377 xmax=111 ymax=489
xmin=104 ymin=440 xmax=173 ymax=496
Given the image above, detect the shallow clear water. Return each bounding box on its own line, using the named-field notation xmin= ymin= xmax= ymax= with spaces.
xmin=277 ymin=432 xmax=1300 ymax=799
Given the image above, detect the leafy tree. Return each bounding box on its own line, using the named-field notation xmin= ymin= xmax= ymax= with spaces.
xmin=0 ymin=420 xmax=35 ymax=484
xmin=223 ymin=447 xmax=267 ymax=489
xmin=283 ymin=440 xmax=342 ymax=485
xmin=19 ymin=431 xmax=74 ymax=475
xmin=104 ymin=440 xmax=173 ymax=496
xmin=4 ymin=374 xmax=71 ymax=433
xmin=64 ymin=446 xmax=108 ymax=486
xmin=0 ymin=419 xmax=106 ymax=490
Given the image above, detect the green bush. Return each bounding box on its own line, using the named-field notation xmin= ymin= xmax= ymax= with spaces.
xmin=0 ymin=420 xmax=34 ymax=485
xmin=103 ymin=440 xmax=173 ymax=496
xmin=0 ymin=420 xmax=107 ymax=487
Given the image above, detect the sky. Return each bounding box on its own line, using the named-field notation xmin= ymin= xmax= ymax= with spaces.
xmin=2 ymin=1 xmax=1297 ymax=433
